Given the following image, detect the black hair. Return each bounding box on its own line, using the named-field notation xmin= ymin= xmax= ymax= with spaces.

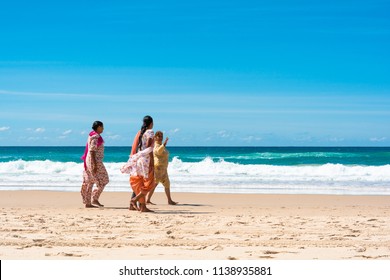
xmin=92 ymin=121 xmax=103 ymax=131
xmin=138 ymin=115 xmax=153 ymax=151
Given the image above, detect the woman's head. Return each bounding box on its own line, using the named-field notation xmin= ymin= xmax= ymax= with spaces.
xmin=154 ymin=131 xmax=163 ymax=143
xmin=142 ymin=115 xmax=153 ymax=130
xmin=92 ymin=121 xmax=104 ymax=133
xmin=137 ymin=115 xmax=153 ymax=151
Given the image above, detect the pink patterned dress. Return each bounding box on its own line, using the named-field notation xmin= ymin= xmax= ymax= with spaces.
xmin=81 ymin=132 xmax=109 ymax=205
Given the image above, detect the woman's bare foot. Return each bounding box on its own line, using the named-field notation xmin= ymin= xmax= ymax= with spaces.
xmin=168 ymin=200 xmax=178 ymax=205
xmin=140 ymin=203 xmax=154 ymax=212
xmin=85 ymin=204 xmax=97 ymax=208
xmin=130 ymin=199 xmax=139 ymax=211
xmin=146 ymin=201 xmax=156 ymax=205
xmin=92 ymin=200 xmax=104 ymax=207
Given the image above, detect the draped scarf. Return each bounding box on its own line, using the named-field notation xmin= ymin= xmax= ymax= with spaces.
xmin=81 ymin=131 xmax=104 ymax=170
xmin=120 ymin=146 xmax=153 ymax=175
xmin=121 ymin=130 xmax=154 ymax=178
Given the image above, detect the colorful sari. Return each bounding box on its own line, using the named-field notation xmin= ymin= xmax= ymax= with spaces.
xmin=121 ymin=129 xmax=154 ymax=204
xmin=80 ymin=131 xmax=109 ymax=205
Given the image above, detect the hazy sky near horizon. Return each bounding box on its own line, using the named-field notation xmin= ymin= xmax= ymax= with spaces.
xmin=1 ymin=0 xmax=389 ymax=146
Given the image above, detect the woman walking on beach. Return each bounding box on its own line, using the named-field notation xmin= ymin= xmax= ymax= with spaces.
xmin=81 ymin=121 xmax=109 ymax=208
xmin=122 ymin=116 xmax=155 ymax=212
xmin=146 ymin=131 xmax=177 ymax=205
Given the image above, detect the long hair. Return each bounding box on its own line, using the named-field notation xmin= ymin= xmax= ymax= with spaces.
xmin=138 ymin=115 xmax=153 ymax=151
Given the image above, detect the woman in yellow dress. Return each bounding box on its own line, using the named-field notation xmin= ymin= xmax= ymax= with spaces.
xmin=147 ymin=131 xmax=177 ymax=205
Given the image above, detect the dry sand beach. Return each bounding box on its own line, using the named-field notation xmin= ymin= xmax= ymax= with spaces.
xmin=1 ymin=191 xmax=390 ymax=260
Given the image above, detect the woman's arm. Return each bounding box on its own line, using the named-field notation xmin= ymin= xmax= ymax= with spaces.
xmin=130 ymin=131 xmax=141 ymax=156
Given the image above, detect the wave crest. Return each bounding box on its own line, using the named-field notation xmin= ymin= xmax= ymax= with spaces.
xmin=1 ymin=159 xmax=390 ymax=194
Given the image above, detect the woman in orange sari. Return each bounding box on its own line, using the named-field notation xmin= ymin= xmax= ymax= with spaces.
xmin=122 ymin=116 xmax=155 ymax=212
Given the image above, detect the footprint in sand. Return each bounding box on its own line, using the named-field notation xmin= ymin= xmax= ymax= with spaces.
xmin=264 ymin=250 xmax=280 ymax=255
xmin=259 ymin=256 xmax=274 ymax=259
xmin=193 ymin=246 xmax=208 ymax=250
xmin=33 ymin=238 xmax=46 ymax=242
xmin=58 ymin=252 xmax=87 ymax=257
xmin=356 ymin=247 xmax=366 ymax=253
xmin=212 ymin=245 xmax=224 ymax=251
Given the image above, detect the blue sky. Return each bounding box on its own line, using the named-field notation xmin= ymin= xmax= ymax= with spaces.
xmin=0 ymin=0 xmax=389 ymax=146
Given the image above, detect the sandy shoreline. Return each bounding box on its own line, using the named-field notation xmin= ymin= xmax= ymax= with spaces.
xmin=1 ymin=190 xmax=390 ymax=260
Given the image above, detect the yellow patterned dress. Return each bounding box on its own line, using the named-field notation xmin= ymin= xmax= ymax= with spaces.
xmin=153 ymin=142 xmax=170 ymax=190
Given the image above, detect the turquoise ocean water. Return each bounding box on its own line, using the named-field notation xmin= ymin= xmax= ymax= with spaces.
xmin=1 ymin=146 xmax=389 ymax=195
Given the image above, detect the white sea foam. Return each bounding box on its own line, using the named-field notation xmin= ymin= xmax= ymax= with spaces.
xmin=1 ymin=158 xmax=390 ymax=195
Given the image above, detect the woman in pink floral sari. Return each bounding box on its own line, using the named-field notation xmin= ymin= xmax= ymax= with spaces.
xmin=81 ymin=121 xmax=109 ymax=208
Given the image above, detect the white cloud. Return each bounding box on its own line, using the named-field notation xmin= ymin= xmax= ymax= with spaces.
xmin=63 ymin=130 xmax=72 ymax=135
xmin=107 ymin=135 xmax=120 ymax=140
xmin=0 ymin=126 xmax=10 ymax=131
xmin=293 ymin=135 xmax=313 ymax=142
xmin=370 ymin=137 xmax=387 ymax=142
xmin=0 ymin=89 xmax=107 ymax=99
xmin=242 ymin=135 xmax=262 ymax=142
xmin=329 ymin=137 xmax=345 ymax=142
xmin=170 ymin=128 xmax=180 ymax=134
xmin=35 ymin=128 xmax=45 ymax=133
xmin=217 ymin=130 xmax=230 ymax=138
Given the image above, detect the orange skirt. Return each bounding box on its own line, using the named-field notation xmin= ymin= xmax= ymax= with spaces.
xmin=130 ymin=170 xmax=154 ymax=204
